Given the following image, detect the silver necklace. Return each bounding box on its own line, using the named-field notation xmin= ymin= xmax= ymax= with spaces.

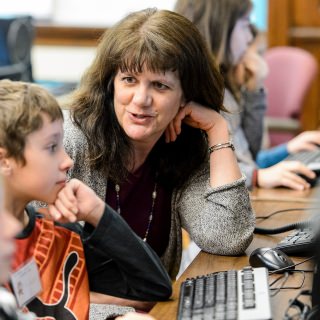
xmin=115 ymin=182 xmax=157 ymax=242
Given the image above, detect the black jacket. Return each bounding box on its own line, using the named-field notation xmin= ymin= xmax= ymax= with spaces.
xmin=28 ymin=205 xmax=172 ymax=302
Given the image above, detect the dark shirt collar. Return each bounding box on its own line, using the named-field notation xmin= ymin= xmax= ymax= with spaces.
xmin=15 ymin=206 xmax=38 ymax=239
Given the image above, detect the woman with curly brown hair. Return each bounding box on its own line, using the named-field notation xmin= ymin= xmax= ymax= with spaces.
xmin=63 ymin=7 xmax=254 ymax=311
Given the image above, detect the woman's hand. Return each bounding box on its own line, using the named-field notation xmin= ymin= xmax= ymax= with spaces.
xmin=234 ymin=47 xmax=268 ymax=92
xmin=287 ymin=131 xmax=320 ymax=154
xmin=48 ymin=178 xmax=105 ymax=225
xmin=258 ymin=161 xmax=316 ymax=190
xmin=165 ymin=101 xmax=229 ymax=143
xmin=165 ymin=100 xmax=241 ymax=186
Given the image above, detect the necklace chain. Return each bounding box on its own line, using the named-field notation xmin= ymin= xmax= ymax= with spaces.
xmin=115 ymin=182 xmax=157 ymax=242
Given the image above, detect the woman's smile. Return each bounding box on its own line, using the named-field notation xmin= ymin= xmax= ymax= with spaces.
xmin=127 ymin=109 xmax=158 ymax=122
xmin=114 ymin=67 xmax=184 ymax=145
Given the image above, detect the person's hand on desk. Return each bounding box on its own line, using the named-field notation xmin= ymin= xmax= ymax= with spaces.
xmin=257 ymin=161 xmax=316 ymax=190
xmin=287 ymin=130 xmax=320 ymax=154
xmin=116 ymin=312 xmax=155 ymax=320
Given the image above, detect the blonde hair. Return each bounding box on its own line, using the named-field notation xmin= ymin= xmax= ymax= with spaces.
xmin=0 ymin=80 xmax=63 ymax=164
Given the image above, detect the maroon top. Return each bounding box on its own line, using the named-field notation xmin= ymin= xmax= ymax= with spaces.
xmin=106 ymin=161 xmax=172 ymax=257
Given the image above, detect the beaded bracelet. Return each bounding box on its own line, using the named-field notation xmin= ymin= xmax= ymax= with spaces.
xmin=208 ymin=141 xmax=235 ymax=154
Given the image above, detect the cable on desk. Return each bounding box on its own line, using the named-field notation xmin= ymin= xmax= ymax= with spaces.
xmin=283 ymin=289 xmax=312 ymax=320
xmin=255 ymin=207 xmax=319 ymax=221
xmin=270 ymin=270 xmax=307 ymax=298
xmin=269 ymin=256 xmax=315 ymax=275
xmin=270 ymin=271 xmax=290 ymax=297
xmin=254 ymin=220 xmax=313 ymax=234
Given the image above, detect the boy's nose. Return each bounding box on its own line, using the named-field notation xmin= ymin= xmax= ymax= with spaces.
xmin=62 ymin=150 xmax=74 ymax=171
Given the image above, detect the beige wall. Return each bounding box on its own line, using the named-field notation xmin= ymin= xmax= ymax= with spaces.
xmin=32 ymin=45 xmax=96 ymax=82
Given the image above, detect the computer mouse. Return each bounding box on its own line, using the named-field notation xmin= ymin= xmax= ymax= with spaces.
xmin=249 ymin=247 xmax=295 ymax=272
xmin=307 ymin=162 xmax=320 ymax=175
xmin=297 ymin=173 xmax=318 ymax=187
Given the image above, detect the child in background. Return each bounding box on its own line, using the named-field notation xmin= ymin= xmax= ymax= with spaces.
xmin=0 ymin=79 xmax=171 ymax=319
xmin=175 ymin=0 xmax=320 ymax=190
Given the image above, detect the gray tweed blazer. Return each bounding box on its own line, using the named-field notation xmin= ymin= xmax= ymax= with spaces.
xmin=63 ymin=109 xmax=255 ymax=280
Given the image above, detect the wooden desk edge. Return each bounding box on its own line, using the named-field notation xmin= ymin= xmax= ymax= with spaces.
xmin=149 ymin=196 xmax=316 ymax=319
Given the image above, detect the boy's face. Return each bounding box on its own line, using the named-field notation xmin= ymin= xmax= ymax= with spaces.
xmin=6 ymin=114 xmax=74 ymax=204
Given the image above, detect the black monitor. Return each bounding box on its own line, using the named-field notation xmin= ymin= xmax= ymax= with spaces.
xmin=0 ymin=15 xmax=34 ymax=81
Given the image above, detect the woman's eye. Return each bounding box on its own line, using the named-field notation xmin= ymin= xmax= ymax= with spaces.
xmin=154 ymin=82 xmax=168 ymax=90
xmin=123 ymin=76 xmax=135 ymax=83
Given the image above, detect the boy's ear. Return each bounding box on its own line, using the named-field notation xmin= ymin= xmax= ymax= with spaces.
xmin=0 ymin=148 xmax=12 ymax=176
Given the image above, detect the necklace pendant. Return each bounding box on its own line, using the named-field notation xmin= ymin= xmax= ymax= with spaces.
xmin=113 ymin=179 xmax=157 ymax=242
xmin=115 ymin=184 xmax=121 ymax=214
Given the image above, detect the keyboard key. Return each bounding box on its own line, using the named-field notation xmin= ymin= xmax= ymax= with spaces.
xmin=275 ymin=228 xmax=315 ymax=255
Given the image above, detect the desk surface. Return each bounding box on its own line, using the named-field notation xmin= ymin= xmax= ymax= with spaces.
xmin=150 ymin=192 xmax=318 ymax=319
xmin=250 ymin=184 xmax=320 ymax=202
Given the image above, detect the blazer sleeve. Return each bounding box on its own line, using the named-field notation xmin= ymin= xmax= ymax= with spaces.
xmin=80 ymin=204 xmax=172 ymax=302
xmin=177 ymin=165 xmax=255 ymax=256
